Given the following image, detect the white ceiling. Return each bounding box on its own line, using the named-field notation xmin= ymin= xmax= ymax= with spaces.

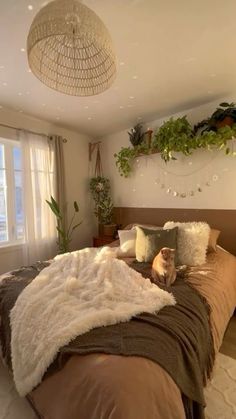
xmin=0 ymin=0 xmax=236 ymax=137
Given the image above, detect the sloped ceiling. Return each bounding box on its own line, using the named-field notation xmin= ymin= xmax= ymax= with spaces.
xmin=0 ymin=0 xmax=236 ymax=137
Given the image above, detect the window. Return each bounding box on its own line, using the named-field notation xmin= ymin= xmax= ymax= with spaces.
xmin=0 ymin=138 xmax=24 ymax=246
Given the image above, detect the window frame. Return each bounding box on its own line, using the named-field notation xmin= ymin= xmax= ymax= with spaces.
xmin=0 ymin=137 xmax=25 ymax=248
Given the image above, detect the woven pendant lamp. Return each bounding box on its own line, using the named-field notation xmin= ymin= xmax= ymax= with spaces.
xmin=27 ymin=0 xmax=117 ymax=96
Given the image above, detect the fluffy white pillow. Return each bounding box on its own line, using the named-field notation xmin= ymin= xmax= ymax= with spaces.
xmin=164 ymin=221 xmax=210 ymax=266
xmin=117 ymin=229 xmax=137 ymax=257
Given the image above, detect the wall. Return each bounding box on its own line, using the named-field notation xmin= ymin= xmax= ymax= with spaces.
xmin=102 ymin=98 xmax=236 ymax=210
xmin=0 ymin=108 xmax=95 ymax=274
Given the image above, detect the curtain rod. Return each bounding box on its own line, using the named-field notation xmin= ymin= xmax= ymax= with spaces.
xmin=0 ymin=122 xmax=67 ymax=143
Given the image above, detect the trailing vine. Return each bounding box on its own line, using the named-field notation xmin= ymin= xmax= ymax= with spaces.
xmin=114 ymin=142 xmax=156 ymax=177
xmin=114 ymin=115 xmax=236 ymax=177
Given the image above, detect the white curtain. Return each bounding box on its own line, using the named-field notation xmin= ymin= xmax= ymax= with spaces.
xmin=20 ymin=131 xmax=57 ymax=264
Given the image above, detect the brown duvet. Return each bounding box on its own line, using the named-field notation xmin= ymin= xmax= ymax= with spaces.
xmin=26 ymin=247 xmax=236 ymax=419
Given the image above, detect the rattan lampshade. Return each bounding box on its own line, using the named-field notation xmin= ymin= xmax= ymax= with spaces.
xmin=27 ymin=0 xmax=117 ymax=96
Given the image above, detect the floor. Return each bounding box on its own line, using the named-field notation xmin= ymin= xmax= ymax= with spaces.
xmin=220 ymin=316 xmax=236 ymax=359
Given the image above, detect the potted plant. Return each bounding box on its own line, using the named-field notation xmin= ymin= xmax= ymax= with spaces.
xmin=128 ymin=123 xmax=145 ymax=146
xmin=89 ymin=176 xmax=116 ymax=237
xmin=46 ymin=196 xmax=82 ymax=254
xmin=152 ymin=116 xmax=194 ymax=162
xmin=194 ymin=102 xmax=236 ymax=134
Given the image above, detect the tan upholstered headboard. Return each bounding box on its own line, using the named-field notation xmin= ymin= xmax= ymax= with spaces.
xmin=114 ymin=207 xmax=236 ymax=256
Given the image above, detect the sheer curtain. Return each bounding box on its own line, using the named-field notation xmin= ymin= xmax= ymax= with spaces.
xmin=20 ymin=131 xmax=57 ymax=264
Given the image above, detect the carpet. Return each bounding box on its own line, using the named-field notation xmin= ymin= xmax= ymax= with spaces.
xmin=0 ymin=353 xmax=236 ymax=419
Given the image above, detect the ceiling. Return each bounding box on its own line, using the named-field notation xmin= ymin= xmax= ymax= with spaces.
xmin=0 ymin=0 xmax=236 ymax=137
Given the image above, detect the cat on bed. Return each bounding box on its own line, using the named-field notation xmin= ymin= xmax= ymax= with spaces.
xmin=152 ymin=247 xmax=176 ymax=287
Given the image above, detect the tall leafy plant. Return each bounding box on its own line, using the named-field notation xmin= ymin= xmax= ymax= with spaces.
xmin=46 ymin=196 xmax=82 ymax=254
xmin=89 ymin=176 xmax=114 ymax=224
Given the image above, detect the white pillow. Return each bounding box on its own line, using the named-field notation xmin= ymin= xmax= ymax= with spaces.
xmin=117 ymin=229 xmax=137 ymax=257
xmin=164 ymin=221 xmax=210 ymax=266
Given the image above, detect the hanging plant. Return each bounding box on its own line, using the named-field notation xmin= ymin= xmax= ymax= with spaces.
xmin=89 ymin=176 xmax=114 ymax=224
xmin=114 ymin=114 xmax=236 ymax=176
xmin=114 ymin=142 xmax=152 ymax=177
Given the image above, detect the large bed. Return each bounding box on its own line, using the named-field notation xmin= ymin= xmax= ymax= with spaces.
xmin=0 ymin=208 xmax=236 ymax=419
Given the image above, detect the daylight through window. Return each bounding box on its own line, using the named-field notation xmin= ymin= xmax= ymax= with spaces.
xmin=0 ymin=138 xmax=24 ymax=245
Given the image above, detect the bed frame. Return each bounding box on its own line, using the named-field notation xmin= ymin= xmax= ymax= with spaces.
xmin=114 ymin=207 xmax=236 ymax=256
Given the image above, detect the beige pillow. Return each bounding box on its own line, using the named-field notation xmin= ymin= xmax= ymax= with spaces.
xmin=135 ymin=226 xmax=178 ymax=263
xmin=208 ymin=229 xmax=221 ymax=252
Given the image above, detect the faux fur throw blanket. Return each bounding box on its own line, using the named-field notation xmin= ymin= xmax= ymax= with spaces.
xmin=10 ymin=247 xmax=175 ymax=396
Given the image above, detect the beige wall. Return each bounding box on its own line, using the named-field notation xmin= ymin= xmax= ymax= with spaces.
xmin=0 ymin=108 xmax=95 ymax=274
xmin=102 ymin=98 xmax=236 ymax=210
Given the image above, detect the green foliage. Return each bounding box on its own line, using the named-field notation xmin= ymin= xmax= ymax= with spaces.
xmin=194 ymin=102 xmax=236 ymax=134
xmin=114 ymin=142 xmax=152 ymax=177
xmin=114 ymin=115 xmax=236 ymax=176
xmin=46 ymin=196 xmax=82 ymax=254
xmin=128 ymin=123 xmax=145 ymax=146
xmin=89 ymin=176 xmax=114 ymax=224
xmin=153 ymin=116 xmax=194 ymax=162
xmin=98 ymin=197 xmax=113 ymax=224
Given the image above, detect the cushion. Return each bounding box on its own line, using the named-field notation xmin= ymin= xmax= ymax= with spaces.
xmin=164 ymin=221 xmax=210 ymax=266
xmin=123 ymin=223 xmax=161 ymax=231
xmin=117 ymin=229 xmax=137 ymax=257
xmin=208 ymin=229 xmax=221 ymax=253
xmin=135 ymin=226 xmax=178 ymax=263
xmin=118 ymin=225 xmax=161 ymax=257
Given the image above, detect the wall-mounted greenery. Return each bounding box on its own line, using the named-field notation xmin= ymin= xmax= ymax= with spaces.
xmin=114 ymin=105 xmax=236 ymax=177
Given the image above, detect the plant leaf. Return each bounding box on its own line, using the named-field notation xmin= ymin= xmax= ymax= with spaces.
xmin=46 ymin=200 xmax=61 ymax=219
xmin=51 ymin=196 xmax=60 ymax=214
xmin=72 ymin=221 xmax=82 ymax=231
xmin=74 ymin=201 xmax=79 ymax=212
xmin=219 ymin=102 xmax=230 ymax=108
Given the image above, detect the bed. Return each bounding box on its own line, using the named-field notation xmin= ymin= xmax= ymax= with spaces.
xmin=0 ymin=208 xmax=236 ymax=419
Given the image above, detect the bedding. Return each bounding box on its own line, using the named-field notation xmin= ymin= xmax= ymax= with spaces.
xmin=208 ymin=229 xmax=220 ymax=252
xmin=164 ymin=221 xmax=210 ymax=266
xmin=118 ymin=224 xmax=162 ymax=257
xmin=121 ymin=223 xmax=219 ymax=255
xmin=0 ymin=246 xmax=236 ymax=419
xmin=10 ymin=247 xmax=174 ymax=396
xmin=117 ymin=229 xmax=137 ymax=257
xmin=135 ymin=225 xmax=178 ymax=262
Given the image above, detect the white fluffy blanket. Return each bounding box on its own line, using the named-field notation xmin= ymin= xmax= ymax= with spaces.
xmin=10 ymin=247 xmax=175 ymax=396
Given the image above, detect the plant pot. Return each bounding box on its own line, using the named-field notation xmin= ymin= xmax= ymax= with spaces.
xmin=215 ymin=116 xmax=234 ymax=129
xmin=99 ymin=223 xmax=117 ymax=237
